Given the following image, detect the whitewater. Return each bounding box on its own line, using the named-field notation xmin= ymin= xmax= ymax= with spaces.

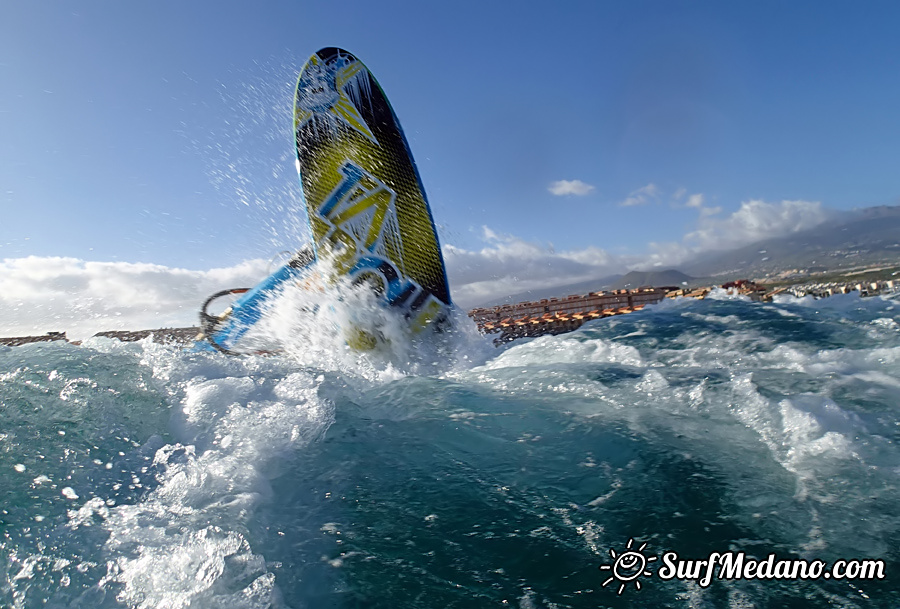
xmin=2 ymin=290 xmax=898 ymax=608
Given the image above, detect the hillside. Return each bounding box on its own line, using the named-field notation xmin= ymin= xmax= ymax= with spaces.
xmin=681 ymin=205 xmax=900 ymax=278
xmin=474 ymin=205 xmax=900 ymax=308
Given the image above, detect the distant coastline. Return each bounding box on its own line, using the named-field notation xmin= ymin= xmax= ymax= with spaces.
xmin=4 ymin=269 xmax=896 ymax=347
xmin=0 ymin=327 xmax=201 ymax=347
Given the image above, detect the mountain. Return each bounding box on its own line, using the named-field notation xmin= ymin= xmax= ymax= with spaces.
xmin=680 ymin=205 xmax=900 ymax=279
xmin=611 ymin=269 xmax=696 ymax=290
xmin=474 ymin=205 xmax=900 ymax=309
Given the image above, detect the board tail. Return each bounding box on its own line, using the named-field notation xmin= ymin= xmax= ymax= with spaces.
xmin=193 ymin=248 xmax=315 ymax=354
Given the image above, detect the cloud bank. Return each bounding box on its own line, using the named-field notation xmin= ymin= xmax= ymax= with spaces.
xmin=443 ymin=228 xmax=621 ymax=307
xmin=0 ymin=199 xmax=834 ymax=336
xmin=548 ymin=179 xmax=595 ymax=196
xmin=0 ymin=257 xmax=269 ymax=340
xmin=685 ymin=199 xmax=830 ymax=251
xmin=445 ymin=198 xmax=831 ymax=306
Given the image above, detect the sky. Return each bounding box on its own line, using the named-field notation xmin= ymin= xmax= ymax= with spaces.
xmin=2 ymin=1 xmax=900 ymax=335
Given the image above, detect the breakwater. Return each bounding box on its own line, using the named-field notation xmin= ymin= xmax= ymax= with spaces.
xmin=468 ymin=287 xmax=672 ymax=342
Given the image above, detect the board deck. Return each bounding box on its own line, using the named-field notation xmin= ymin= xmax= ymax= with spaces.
xmin=294 ymin=47 xmax=451 ymax=324
xmin=195 ymin=48 xmax=450 ymax=353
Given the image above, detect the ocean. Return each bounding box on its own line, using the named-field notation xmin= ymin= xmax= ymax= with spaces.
xmin=2 ymin=291 xmax=898 ymax=608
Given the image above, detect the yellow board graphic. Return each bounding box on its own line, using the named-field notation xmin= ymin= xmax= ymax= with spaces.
xmin=294 ymin=47 xmax=451 ymax=325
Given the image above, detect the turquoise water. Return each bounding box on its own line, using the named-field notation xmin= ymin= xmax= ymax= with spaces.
xmin=2 ymin=292 xmax=898 ymax=607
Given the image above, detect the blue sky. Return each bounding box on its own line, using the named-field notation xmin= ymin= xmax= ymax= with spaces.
xmin=2 ymin=1 xmax=900 ymax=320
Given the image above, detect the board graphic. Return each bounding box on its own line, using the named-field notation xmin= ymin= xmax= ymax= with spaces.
xmin=294 ymin=47 xmax=451 ymax=324
xmin=195 ymin=48 xmax=451 ymax=354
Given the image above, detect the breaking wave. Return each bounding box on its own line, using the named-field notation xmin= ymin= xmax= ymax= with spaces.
xmin=2 ymin=292 xmax=898 ymax=607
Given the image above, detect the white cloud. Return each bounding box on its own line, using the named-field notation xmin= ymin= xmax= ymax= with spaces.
xmin=443 ymin=227 xmax=620 ymax=307
xmin=444 ymin=199 xmax=832 ymax=306
xmin=685 ymin=199 xmax=830 ymax=251
xmin=620 ymin=183 xmax=660 ymax=207
xmin=548 ymin=179 xmax=595 ymax=196
xmin=682 ymin=193 xmax=721 ymax=217
xmin=685 ymin=193 xmax=704 ymax=208
xmin=0 ymin=257 xmax=269 ymax=340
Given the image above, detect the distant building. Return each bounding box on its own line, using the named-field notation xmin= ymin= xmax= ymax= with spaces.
xmin=469 ymin=287 xmax=670 ymax=342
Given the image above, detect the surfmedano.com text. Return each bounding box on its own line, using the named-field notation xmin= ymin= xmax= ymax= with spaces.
xmin=657 ymin=551 xmax=886 ymax=588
